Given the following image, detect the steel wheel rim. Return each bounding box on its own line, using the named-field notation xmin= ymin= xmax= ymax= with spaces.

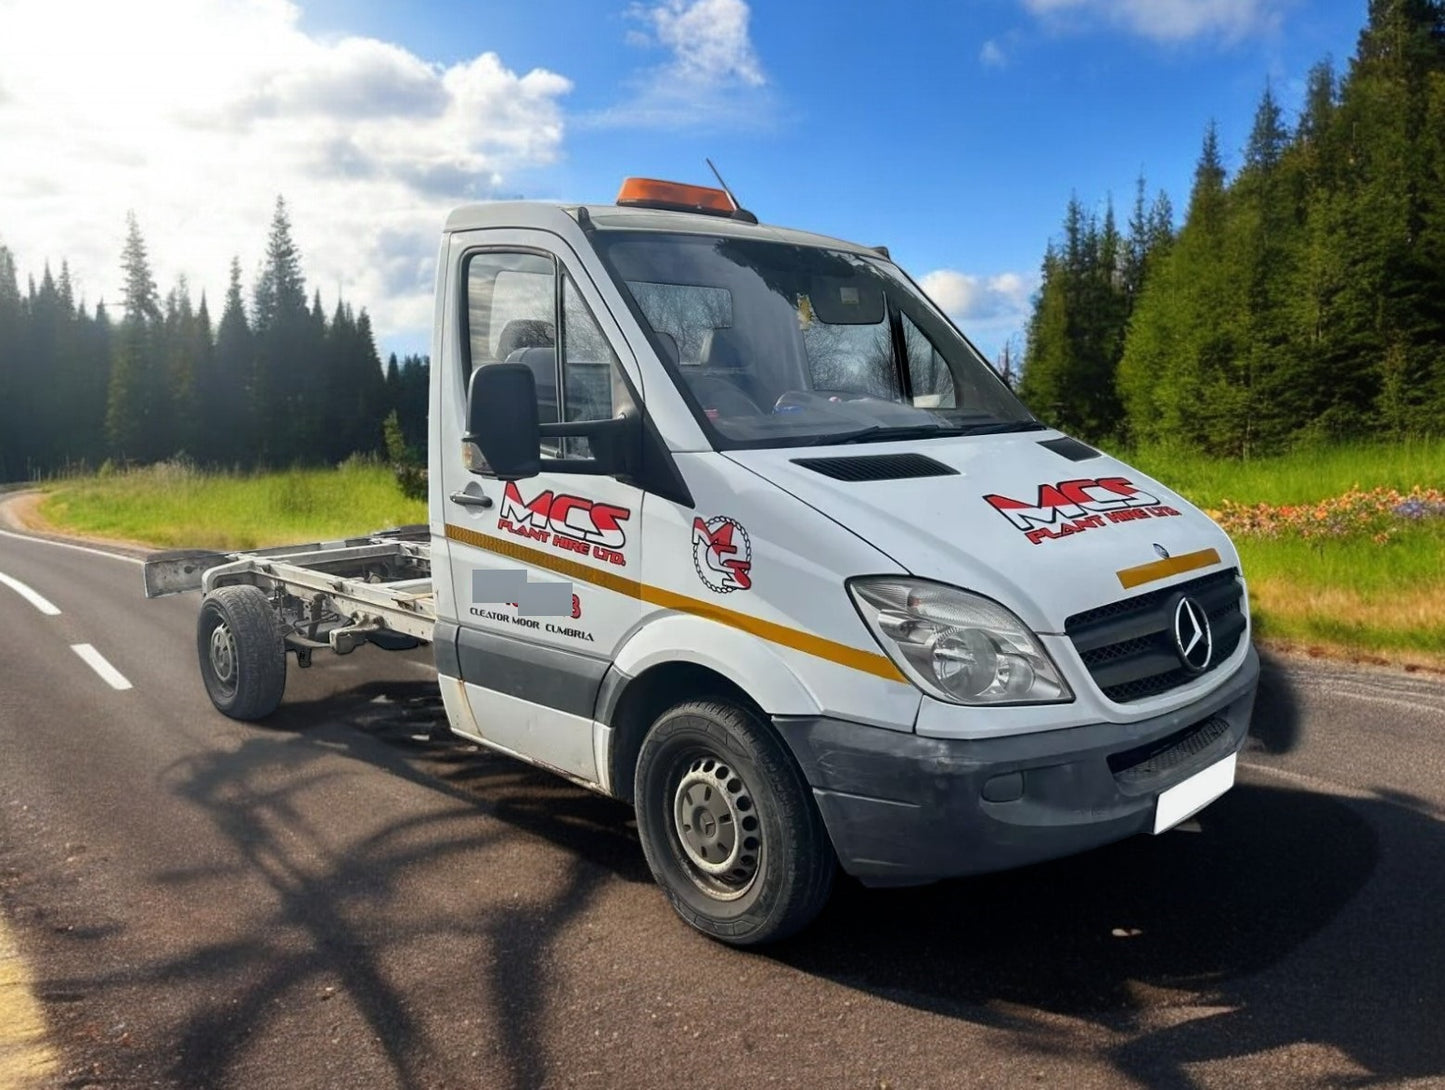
xmin=671 ymin=754 xmax=762 ymax=899
xmin=208 ymin=620 xmax=238 ymax=695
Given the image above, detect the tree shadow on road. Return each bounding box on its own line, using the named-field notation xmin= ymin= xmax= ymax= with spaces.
xmin=36 ymin=677 xmax=640 ymax=1090
xmin=38 ymin=652 xmax=1440 ymax=1089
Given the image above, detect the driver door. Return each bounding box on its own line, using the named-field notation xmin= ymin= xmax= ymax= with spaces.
xmin=441 ymin=232 xmax=644 ymax=783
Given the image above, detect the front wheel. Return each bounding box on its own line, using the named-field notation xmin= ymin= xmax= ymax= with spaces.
xmin=634 ymin=699 xmax=835 ymax=945
xmin=196 ymin=585 xmax=286 ymax=720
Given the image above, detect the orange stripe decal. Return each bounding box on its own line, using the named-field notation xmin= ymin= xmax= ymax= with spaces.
xmin=445 ymin=523 xmax=906 ymax=683
xmin=1116 ymin=547 xmax=1222 ymax=590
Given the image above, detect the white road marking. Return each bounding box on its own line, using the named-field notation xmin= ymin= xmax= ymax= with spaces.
xmin=0 ymin=526 xmax=145 ymax=565
xmin=0 ymin=571 xmax=61 ymax=615
xmin=71 ymin=643 xmax=133 ymax=691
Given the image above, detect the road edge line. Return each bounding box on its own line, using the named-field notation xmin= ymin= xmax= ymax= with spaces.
xmin=0 ymin=528 xmax=145 ymax=567
xmin=0 ymin=917 xmax=60 ymax=1088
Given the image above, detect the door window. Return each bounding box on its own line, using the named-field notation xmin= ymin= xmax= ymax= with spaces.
xmin=464 ymin=252 xmax=631 ymax=460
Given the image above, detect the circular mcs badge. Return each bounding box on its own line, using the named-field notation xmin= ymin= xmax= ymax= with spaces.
xmin=691 ymin=516 xmax=753 ymax=594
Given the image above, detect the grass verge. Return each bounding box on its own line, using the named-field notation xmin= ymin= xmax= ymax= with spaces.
xmin=1125 ymin=440 xmax=1445 ymax=671
xmin=35 ymin=460 xmax=427 ymax=551
xmin=22 ymin=443 xmax=1445 ymax=671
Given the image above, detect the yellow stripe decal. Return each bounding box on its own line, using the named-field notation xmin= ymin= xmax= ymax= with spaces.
xmin=445 ymin=523 xmax=906 ymax=683
xmin=1116 ymin=547 xmax=1222 ymax=590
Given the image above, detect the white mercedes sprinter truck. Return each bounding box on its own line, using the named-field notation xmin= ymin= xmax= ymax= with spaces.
xmin=149 ymin=177 xmax=1259 ymax=945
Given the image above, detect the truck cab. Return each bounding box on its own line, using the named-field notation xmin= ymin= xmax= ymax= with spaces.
xmin=431 ymin=178 xmax=1259 ymax=943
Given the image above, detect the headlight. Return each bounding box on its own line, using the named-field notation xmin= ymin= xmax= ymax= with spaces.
xmin=849 ymin=578 xmax=1072 ymax=705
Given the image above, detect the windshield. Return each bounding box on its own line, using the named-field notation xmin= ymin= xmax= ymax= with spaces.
xmin=594 ymin=230 xmax=1038 ymax=449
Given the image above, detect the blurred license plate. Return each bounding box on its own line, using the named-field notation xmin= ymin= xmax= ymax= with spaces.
xmin=1153 ymin=752 xmax=1237 ymax=834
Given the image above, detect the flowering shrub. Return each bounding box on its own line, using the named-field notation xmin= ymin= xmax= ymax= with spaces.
xmin=1208 ymin=487 xmax=1445 ymax=544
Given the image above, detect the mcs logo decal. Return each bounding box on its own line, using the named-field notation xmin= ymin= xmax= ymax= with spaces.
xmin=498 ymin=482 xmax=631 ymax=566
xmin=984 ymin=477 xmax=1182 ymax=545
xmin=692 ymin=516 xmax=752 ymax=593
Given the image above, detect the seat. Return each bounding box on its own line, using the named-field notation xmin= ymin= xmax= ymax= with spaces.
xmin=653 ymin=330 xmax=680 ymax=367
xmin=506 ymin=346 xmax=559 ymax=424
xmin=495 ymin=318 xmax=555 ymax=361
xmin=687 ymin=327 xmax=763 ymax=416
xmin=699 ymin=327 xmax=745 ymax=371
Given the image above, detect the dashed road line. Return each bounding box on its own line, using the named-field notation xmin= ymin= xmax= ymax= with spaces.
xmin=70 ymin=644 xmax=133 ymax=691
xmin=0 ymin=573 xmax=60 ymax=617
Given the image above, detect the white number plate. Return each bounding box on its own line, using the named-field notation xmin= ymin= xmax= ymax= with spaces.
xmin=1152 ymin=752 xmax=1237 ymax=834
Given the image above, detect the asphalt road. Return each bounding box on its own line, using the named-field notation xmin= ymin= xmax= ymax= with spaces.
xmin=1 ymin=522 xmax=1443 ymax=1090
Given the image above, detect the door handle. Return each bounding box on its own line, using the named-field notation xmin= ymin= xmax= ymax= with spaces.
xmin=449 ymin=489 xmax=493 ymax=509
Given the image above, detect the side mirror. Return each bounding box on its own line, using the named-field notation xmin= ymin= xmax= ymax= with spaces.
xmin=465 ymin=363 xmax=541 ymax=480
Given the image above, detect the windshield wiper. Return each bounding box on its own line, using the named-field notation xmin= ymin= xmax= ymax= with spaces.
xmin=951 ymin=419 xmax=1048 ymax=435
xmin=808 ymin=418 xmax=1046 ymax=445
xmin=807 ymin=424 xmax=965 ymax=445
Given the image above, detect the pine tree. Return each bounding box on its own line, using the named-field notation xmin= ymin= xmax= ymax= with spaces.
xmin=1120 ymin=123 xmax=1251 ymax=452
xmin=393 ymin=353 xmax=430 ymax=453
xmin=0 ymin=245 xmax=20 ymax=479
xmin=1323 ymin=0 xmax=1445 ymax=435
xmin=1018 ymin=195 xmax=1130 ymax=441
xmin=212 ymin=257 xmax=255 ymax=467
xmin=78 ymin=301 xmax=112 ymax=466
xmin=252 ymin=196 xmax=311 ymax=463
xmin=1234 ymin=84 xmax=1310 ymax=453
xmin=106 ymin=212 xmax=165 ymax=461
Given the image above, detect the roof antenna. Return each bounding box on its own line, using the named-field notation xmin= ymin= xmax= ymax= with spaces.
xmin=705 ymin=158 xmax=739 ymax=209
xmin=706 ymin=159 xmax=758 ymax=224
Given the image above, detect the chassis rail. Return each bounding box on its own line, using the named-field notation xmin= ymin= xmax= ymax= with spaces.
xmin=144 ymin=526 xmax=436 ymax=651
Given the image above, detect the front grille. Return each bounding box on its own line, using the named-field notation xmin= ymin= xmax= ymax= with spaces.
xmin=1108 ymin=717 xmax=1229 ymax=785
xmin=1065 ymin=569 xmax=1246 ymax=703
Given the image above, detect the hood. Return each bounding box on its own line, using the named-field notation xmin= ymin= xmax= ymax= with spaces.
xmin=723 ymin=432 xmax=1239 ymax=633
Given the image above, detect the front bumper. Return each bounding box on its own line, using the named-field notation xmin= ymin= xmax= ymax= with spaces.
xmin=774 ymin=644 xmax=1260 ymax=886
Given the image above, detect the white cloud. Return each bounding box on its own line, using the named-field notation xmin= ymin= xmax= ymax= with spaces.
xmin=1020 ymin=0 xmax=1287 ymax=43
xmin=920 ymin=269 xmax=1032 ymax=323
xmin=980 ymin=39 xmax=1008 ymax=68
xmin=592 ymin=0 xmax=770 ymax=129
xmin=0 ymin=0 xmax=571 ymax=346
xmin=919 ymin=269 xmax=1035 ymax=363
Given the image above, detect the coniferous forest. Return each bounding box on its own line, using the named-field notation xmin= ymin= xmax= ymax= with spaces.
xmin=1020 ymin=0 xmax=1445 ymax=456
xmin=4 ymin=4 xmax=1441 ymax=479
xmin=0 ymin=197 xmax=429 ymax=482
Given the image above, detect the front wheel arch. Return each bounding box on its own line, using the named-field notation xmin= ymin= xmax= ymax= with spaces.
xmin=605 ymin=661 xmax=762 ymax=804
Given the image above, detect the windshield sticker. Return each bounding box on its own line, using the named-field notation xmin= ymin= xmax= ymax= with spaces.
xmin=692 ymin=516 xmax=753 ymax=593
xmin=985 ymin=477 xmax=1182 ymax=545
xmin=498 ymin=482 xmax=631 ymax=567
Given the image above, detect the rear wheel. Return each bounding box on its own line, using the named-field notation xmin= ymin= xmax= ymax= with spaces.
xmin=634 ymin=699 xmax=835 ymax=945
xmin=196 ymin=585 xmax=286 ymax=720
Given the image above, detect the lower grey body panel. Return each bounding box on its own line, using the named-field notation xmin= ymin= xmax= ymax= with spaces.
xmin=774 ymin=645 xmax=1260 ymax=887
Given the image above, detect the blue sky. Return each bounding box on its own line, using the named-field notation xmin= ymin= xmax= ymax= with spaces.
xmin=0 ymin=0 xmax=1367 ymax=363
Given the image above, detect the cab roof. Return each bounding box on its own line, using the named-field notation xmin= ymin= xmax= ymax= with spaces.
xmin=441 ymin=200 xmax=882 ymax=259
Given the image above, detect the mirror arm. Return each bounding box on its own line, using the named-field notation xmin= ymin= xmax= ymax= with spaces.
xmin=538 ymin=416 xmax=633 ymax=441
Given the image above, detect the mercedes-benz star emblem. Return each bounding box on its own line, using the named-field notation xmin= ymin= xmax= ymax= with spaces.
xmin=1172 ymin=596 xmax=1213 ymax=673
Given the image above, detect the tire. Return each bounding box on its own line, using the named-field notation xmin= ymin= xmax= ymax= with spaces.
xmin=634 ymin=699 xmax=835 ymax=945
xmin=196 ymin=585 xmax=286 ymax=720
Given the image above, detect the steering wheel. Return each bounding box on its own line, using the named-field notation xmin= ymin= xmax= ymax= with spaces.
xmin=773 ymin=389 xmax=874 ymax=412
